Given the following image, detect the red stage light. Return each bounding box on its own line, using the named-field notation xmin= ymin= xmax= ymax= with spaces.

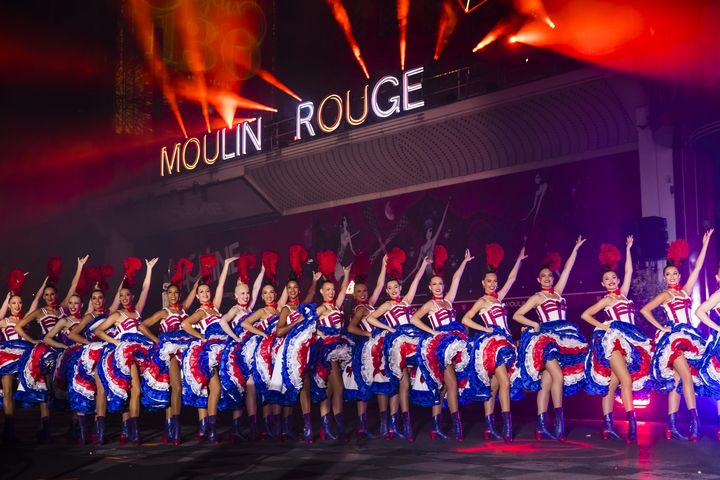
xmin=615 ymin=396 xmax=651 ymax=410
xmin=397 ymin=0 xmax=410 ymax=70
xmin=434 ymin=0 xmax=459 ymax=60
xmin=325 ymin=0 xmax=370 ymax=79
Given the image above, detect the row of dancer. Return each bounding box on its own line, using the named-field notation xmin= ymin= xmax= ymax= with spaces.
xmin=2 ymin=230 xmax=720 ymax=446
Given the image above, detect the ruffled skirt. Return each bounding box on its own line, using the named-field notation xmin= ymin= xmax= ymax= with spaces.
xmin=584 ymin=321 xmax=654 ymax=397
xmin=415 ymin=322 xmax=471 ymax=406
xmin=15 ymin=342 xmax=59 ymax=406
xmin=651 ymin=323 xmax=706 ymax=395
xmin=467 ymin=326 xmax=523 ymax=402
xmin=141 ymin=330 xmax=194 ymax=411
xmin=517 ymin=320 xmax=588 ymax=396
xmin=311 ymin=325 xmax=353 ymax=402
xmin=96 ymin=333 xmax=152 ymax=413
xmin=69 ymin=342 xmax=105 ymax=414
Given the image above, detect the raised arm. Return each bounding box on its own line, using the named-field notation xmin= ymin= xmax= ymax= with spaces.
xmin=213 ymin=256 xmax=238 ymax=309
xmin=61 ymin=255 xmax=89 ymax=307
xmin=335 ymin=264 xmax=352 ymax=308
xmin=461 ymin=299 xmax=493 ymax=333
xmin=409 ymin=301 xmax=435 ymax=334
xmin=240 ymin=309 xmax=269 ymax=338
xmin=684 ymin=229 xmax=714 ymax=293
xmin=182 ymin=277 xmax=200 ymax=311
xmin=28 ymin=276 xmax=48 ymax=313
xmin=639 ymin=291 xmax=673 ymax=332
xmin=248 ymin=265 xmax=265 ymax=311
xmin=43 ymin=319 xmax=70 ymax=349
xmin=403 ymin=257 xmax=431 ymax=304
xmin=445 ymin=249 xmax=474 ymax=303
xmin=109 ymin=278 xmax=123 ymax=312
xmin=512 ymin=294 xmax=542 ymax=332
xmin=497 ymin=247 xmax=527 ymax=301
xmin=0 ymin=292 xmax=10 ymax=320
xmin=303 ymin=271 xmax=322 ymax=304
xmin=555 ymin=235 xmax=586 ymax=294
xmin=580 ymin=297 xmax=613 ymax=331
xmin=695 ymin=289 xmax=720 ymax=334
xmin=136 ymin=258 xmax=158 ymax=314
xmin=138 ymin=309 xmax=167 ymax=344
xmin=369 ymin=255 xmax=388 ymax=306
xmin=621 ymin=236 xmax=634 ymax=297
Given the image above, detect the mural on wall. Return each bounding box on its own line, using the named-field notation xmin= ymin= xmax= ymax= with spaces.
xmin=142 ymin=151 xmax=642 ymax=310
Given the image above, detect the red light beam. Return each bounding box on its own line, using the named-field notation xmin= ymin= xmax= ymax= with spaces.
xmin=257 ymin=69 xmax=302 ymax=102
xmin=177 ymin=0 xmax=212 ymax=133
xmin=324 ymin=0 xmax=370 ymax=79
xmin=514 ymin=0 xmax=555 ymax=29
xmin=434 ymin=0 xmax=459 ymax=60
xmin=457 ymin=0 xmax=491 ymax=14
xmin=397 ymin=0 xmax=410 ymax=70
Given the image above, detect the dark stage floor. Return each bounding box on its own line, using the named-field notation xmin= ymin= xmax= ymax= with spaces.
xmin=1 ymin=411 xmax=718 ymax=480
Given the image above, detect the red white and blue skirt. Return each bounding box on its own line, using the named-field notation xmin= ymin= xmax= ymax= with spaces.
xmin=0 ymin=339 xmax=33 ymax=377
xmin=249 ymin=316 xmax=281 ymax=405
xmin=383 ymin=324 xmax=423 ymax=395
xmin=468 ymin=326 xmax=523 ymax=402
xmin=415 ymin=322 xmax=471 ymax=406
xmin=268 ymin=305 xmax=318 ymax=406
xmin=69 ymin=342 xmax=105 ymax=414
xmin=651 ymin=323 xmax=707 ymax=395
xmin=141 ymin=329 xmax=195 ymax=411
xmin=700 ymin=332 xmax=720 ymax=399
xmin=219 ymin=324 xmax=253 ymax=410
xmin=584 ymin=321 xmax=654 ymax=398
xmin=364 ymin=329 xmax=393 ymax=396
xmin=517 ymin=320 xmax=588 ymax=396
xmin=96 ymin=332 xmax=152 ymax=412
xmin=312 ymin=325 xmax=353 ymax=402
xmin=343 ymin=333 xmax=372 ymax=402
xmin=15 ymin=342 xmax=60 ymax=406
xmin=181 ymin=322 xmax=231 ymax=409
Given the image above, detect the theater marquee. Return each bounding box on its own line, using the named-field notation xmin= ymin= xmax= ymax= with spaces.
xmin=160 ymin=67 xmax=424 ymax=177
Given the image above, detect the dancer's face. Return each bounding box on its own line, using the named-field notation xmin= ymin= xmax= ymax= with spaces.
xmin=196 ymin=284 xmax=212 ymax=303
xmin=67 ymin=295 xmax=82 ymax=315
xmin=119 ymin=288 xmax=134 ymax=306
xmin=43 ymin=287 xmax=57 ymax=306
xmin=286 ymin=280 xmax=300 ymax=300
xmin=482 ymin=273 xmax=498 ymax=293
xmin=90 ymin=291 xmax=105 ymax=310
xmin=537 ymin=268 xmax=555 ymax=289
xmin=262 ymin=285 xmax=276 ymax=305
xmin=663 ymin=266 xmax=680 ymax=286
xmin=9 ymin=295 xmax=22 ymax=314
xmin=601 ymin=271 xmax=620 ymax=291
xmin=166 ymin=285 xmax=180 ymax=305
xmin=385 ymin=280 xmax=401 ymax=299
xmin=321 ymin=281 xmax=335 ymax=302
xmin=234 ymin=283 xmax=250 ymax=305
xmin=428 ymin=276 xmax=444 ymax=297
xmin=353 ymin=283 xmax=368 ymax=302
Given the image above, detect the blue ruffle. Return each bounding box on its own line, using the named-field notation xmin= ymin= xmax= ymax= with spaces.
xmin=652 ymin=323 xmax=707 ymax=394
xmin=277 ymin=304 xmax=317 ymax=406
xmin=344 ymin=333 xmax=372 ymax=402
xmin=700 ymin=332 xmax=720 ymax=399
xmin=0 ymin=339 xmax=33 ymax=376
xmin=311 ymin=322 xmax=352 ymax=403
xmin=467 ymin=326 xmax=521 ymax=402
xmin=415 ymin=322 xmax=472 ymax=405
xmin=96 ymin=333 xmax=151 ymax=413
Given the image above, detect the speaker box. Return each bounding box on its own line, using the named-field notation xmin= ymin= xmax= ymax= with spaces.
xmin=624 ymin=216 xmax=668 ymax=262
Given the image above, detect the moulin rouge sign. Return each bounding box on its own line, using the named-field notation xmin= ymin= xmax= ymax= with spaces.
xmin=160 ymin=67 xmax=424 ymax=176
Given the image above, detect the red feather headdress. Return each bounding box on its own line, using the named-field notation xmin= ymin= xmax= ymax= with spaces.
xmin=350 ymin=251 xmax=370 ymax=283
xmin=386 ymin=247 xmax=407 ymax=281
xmin=171 ymin=258 xmax=194 ymax=287
xmin=47 ymin=257 xmax=62 ymax=286
xmin=289 ymin=245 xmax=308 ymax=279
xmin=261 ymin=251 xmax=279 ymax=282
xmin=316 ymin=250 xmax=337 ymax=279
xmin=199 ymin=253 xmax=217 ymax=284
xmin=236 ymin=253 xmax=256 ymax=285
xmin=433 ymin=244 xmax=449 ymax=276
xmin=598 ymin=243 xmax=621 ymax=272
xmin=667 ymin=239 xmax=689 ymax=267
xmin=485 ymin=243 xmax=505 ymax=272
xmin=6 ymin=269 xmax=25 ymax=296
xmin=543 ymin=252 xmax=561 ymax=272
xmin=122 ymin=257 xmax=142 ymax=288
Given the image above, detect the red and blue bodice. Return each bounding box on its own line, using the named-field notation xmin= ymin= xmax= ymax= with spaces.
xmin=38 ymin=308 xmax=62 ymax=336
xmin=160 ymin=307 xmax=187 ymax=333
xmin=662 ymin=291 xmax=693 ymax=325
xmin=428 ymin=301 xmax=457 ymax=329
xmin=604 ymin=297 xmax=636 ymax=325
xmin=115 ymin=310 xmax=141 ymax=337
xmin=318 ymin=304 xmax=345 ymax=329
xmin=535 ymin=293 xmax=567 ymax=323
xmin=57 ymin=315 xmax=83 ymax=345
xmin=197 ymin=310 xmax=221 ymax=335
xmin=86 ymin=312 xmax=112 ymax=342
xmin=384 ymin=302 xmax=411 ymax=328
xmin=479 ymin=302 xmax=510 ymax=333
xmin=2 ymin=317 xmax=20 ymax=341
